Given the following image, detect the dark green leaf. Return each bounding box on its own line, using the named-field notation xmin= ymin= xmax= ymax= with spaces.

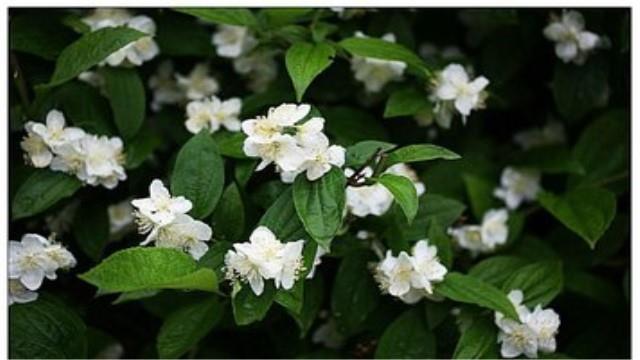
xmin=469 ymin=256 xmax=529 ymax=287
xmin=453 ymin=316 xmax=499 ymax=359
xmin=72 ymin=199 xmax=109 ymax=261
xmin=509 ymin=146 xmax=585 ymax=175
xmin=155 ymin=13 xmax=215 ymax=57
xmin=293 ymin=167 xmax=346 ymax=249
xmin=211 ymin=183 xmax=245 ymax=242
xmin=232 ymin=283 xmax=276 ymax=325
xmin=539 ymin=187 xmax=616 ymax=248
xmin=12 ymin=170 xmax=82 ymax=220
xmin=157 ymin=297 xmax=223 ymax=359
xmin=176 ymin=8 xmax=258 ymax=27
xmin=261 ymin=8 xmax=314 ymax=27
xmin=375 ymin=308 xmax=436 ymax=359
xmin=44 ymin=27 xmax=146 ymax=88
xmin=10 ymin=294 xmax=88 ymax=359
xmin=259 ymin=188 xmax=308 ymax=242
xmin=290 ymin=276 xmax=324 ymax=337
xmin=321 ymin=106 xmax=389 ymax=146
xmin=285 ymin=42 xmax=335 ymax=101
xmin=384 ymin=87 xmax=431 ymax=118
xmin=427 ymin=220 xmax=453 ymax=269
xmin=198 ymin=241 xmax=233 ymax=280
xmin=435 ymin=272 xmax=519 ymax=320
xmin=385 ymin=144 xmax=460 ymax=167
xmin=78 ymin=247 xmax=218 ymax=294
xmin=101 ymin=67 xmax=146 ymax=140
xmin=502 ymin=261 xmax=563 ymax=307
xmin=345 ymin=140 xmax=396 ymax=167
xmin=339 ymin=36 xmax=426 ymax=71
xmin=10 ymin=14 xmax=77 ymax=60
xmin=55 ymin=81 xmax=115 ymax=136
xmin=212 ymin=131 xmax=248 ymax=159
xmin=171 ymin=132 xmax=225 ymax=219
xmin=462 ymin=173 xmax=500 ymax=220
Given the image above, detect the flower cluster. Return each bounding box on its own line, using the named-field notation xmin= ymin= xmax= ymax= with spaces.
xmin=495 ymin=290 xmax=561 ymax=358
xmin=21 ymin=110 xmax=127 ymax=189
xmin=494 ymin=167 xmax=541 ymax=210
xmin=212 ymin=25 xmax=277 ymax=92
xmin=543 ymin=10 xmax=601 ymax=65
xmin=429 ymin=63 xmax=489 ymax=128
xmin=131 ymin=179 xmax=212 ymax=260
xmin=185 ymin=96 xmax=242 ymax=134
xmin=9 ymin=233 xmax=76 ymax=305
xmin=350 ymin=31 xmax=407 ymax=93
xmin=147 ymin=61 xmax=220 ymax=112
xmin=82 ymin=8 xmax=159 ymax=67
xmin=373 ymin=239 xmax=447 ymax=304
xmin=224 ymin=226 xmax=305 ymax=296
xmin=448 ymin=208 xmax=509 ymax=255
xmin=241 ymin=103 xmax=346 ymax=182
xmin=345 ymin=163 xmax=425 ymax=217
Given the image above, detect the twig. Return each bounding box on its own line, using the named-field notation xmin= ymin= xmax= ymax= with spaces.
xmin=347 ymin=147 xmax=384 ymax=187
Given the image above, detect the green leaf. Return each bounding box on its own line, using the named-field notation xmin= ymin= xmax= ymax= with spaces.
xmin=339 ymin=36 xmax=426 ymax=71
xmin=321 ymin=106 xmax=389 ymax=146
xmin=462 ymin=173 xmax=500 ymax=220
xmin=453 ymin=316 xmax=499 ymax=359
xmin=211 ymin=183 xmax=245 ymax=242
xmin=388 ymin=194 xmax=466 ymax=242
xmin=331 ymin=252 xmax=379 ymax=336
xmin=293 ymin=167 xmax=346 ymax=249
xmin=78 ymin=247 xmax=218 ymax=294
xmin=171 ymin=132 xmax=225 ymax=219
xmin=502 ymin=261 xmax=563 ymax=307
xmin=176 ymin=8 xmax=258 ymax=27
xmin=290 ymin=276 xmax=324 ymax=337
xmin=385 ymin=144 xmax=460 ymax=167
xmin=375 ymin=308 xmax=436 ymax=359
xmin=539 ymin=187 xmax=617 ymax=248
xmin=509 ymin=146 xmax=585 ymax=175
xmin=274 ymin=242 xmax=318 ymax=315
xmin=259 ymin=188 xmax=308 ymax=242
xmin=469 ymin=256 xmax=529 ymax=287
xmin=125 ymin=124 xmax=162 ymax=169
xmin=157 ymin=297 xmax=223 ymax=359
xmin=44 ymin=27 xmax=146 ymax=88
xmin=112 ymin=290 xmax=161 ymax=305
xmin=12 ymin=170 xmax=82 ymax=220
xmin=72 ymin=199 xmax=109 ymax=261
xmin=377 ymin=173 xmax=418 ymax=224
xmin=564 ymin=269 xmax=624 ymax=309
xmin=345 ymin=140 xmax=396 ymax=167
xmin=198 ymin=241 xmax=233 ymax=280
xmin=427 ymin=220 xmax=453 ymax=269
xmin=384 ymin=87 xmax=431 ymax=118
xmin=54 ymin=81 xmax=115 ymax=136
xmin=101 ymin=67 xmax=146 ymax=140
xmin=551 ymin=55 xmax=609 ymax=121
xmin=232 ymin=283 xmax=276 ymax=325
xmin=211 ymin=131 xmax=248 ymax=159
xmin=435 ymin=272 xmax=519 ymax=320
xmin=10 ymin=294 xmax=88 ymax=359
xmin=261 ymin=8 xmax=314 ymax=27
xmin=285 ymin=42 xmax=335 ymax=101
xmin=10 ymin=14 xmax=77 ymax=60
xmin=155 ymin=12 xmax=215 ymax=57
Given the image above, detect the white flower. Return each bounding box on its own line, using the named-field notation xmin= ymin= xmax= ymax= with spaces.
xmin=433 ymin=64 xmax=489 ymax=122
xmin=374 ymin=239 xmax=447 ymax=304
xmin=480 ymin=208 xmax=509 ymax=249
xmin=176 ymin=63 xmax=220 ymax=101
xmin=108 ymin=201 xmax=135 ymax=234
xmin=244 ymin=134 xmax=307 ymax=172
xmin=185 ymin=96 xmax=242 ymax=134
xmin=77 ymin=135 xmax=127 ymax=189
xmin=494 ymin=167 xmax=541 ymax=210
xmin=495 ymin=289 xmax=561 ymax=358
xmin=242 ymin=103 xmax=311 ymax=143
xmin=21 ymin=123 xmax=53 ymax=168
xmin=131 ymin=179 xmax=193 ymax=231
xmin=296 ymin=136 xmax=346 ymax=181
xmin=83 ymin=10 xmax=159 ymax=67
xmin=543 ymin=10 xmax=600 ymax=65
xmin=351 ymin=32 xmax=406 ymax=92
xmin=28 ymin=110 xmax=85 ymax=149
xmin=448 ymin=225 xmax=484 ymax=254
xmin=233 ymin=50 xmax=278 ymax=92
xmin=514 ymin=122 xmax=566 ymax=150
xmin=9 ymin=234 xmax=76 ymax=292
xmin=49 ymin=139 xmax=86 ymax=175
xmin=224 ymin=226 xmax=305 ymax=295
xmin=212 ymin=25 xmax=257 ymax=58
xmin=151 ymin=214 xmax=212 ymax=260
xmin=9 ymin=279 xmax=39 ymax=305
xmin=345 ymin=167 xmax=394 ymax=217
xmin=149 ymin=60 xmax=184 ymax=112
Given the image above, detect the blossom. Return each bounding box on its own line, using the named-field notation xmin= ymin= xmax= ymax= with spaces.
xmin=108 ymin=201 xmax=135 ymax=234
xmin=176 ymin=63 xmax=220 ymax=101
xmin=212 ymin=25 xmax=257 ymax=58
xmin=8 ymin=279 xmax=39 ymax=305
xmin=148 ymin=60 xmax=184 ymax=111
xmin=82 ymin=9 xmax=159 ymax=67
xmin=449 ymin=208 xmax=509 ymax=255
xmin=350 ymin=32 xmax=406 ymax=92
xmin=495 ymin=290 xmax=561 ymax=358
xmin=151 ymin=214 xmax=212 ymax=260
xmin=185 ymin=96 xmax=242 ymax=134
xmin=132 ymin=179 xmax=192 ymax=230
xmin=513 ymin=122 xmax=566 ymax=150
xmin=21 ymin=122 xmax=53 ymax=168
xmin=242 ymin=104 xmax=311 ymax=143
xmin=294 ymin=136 xmax=346 ymax=182
xmin=543 ymin=10 xmax=600 ymax=65
xmin=27 ymin=110 xmax=85 ymax=149
xmin=224 ymin=226 xmax=305 ymax=295
xmin=9 ymin=234 xmax=76 ymax=294
xmin=374 ymin=239 xmax=447 ymax=304
xmin=494 ymin=167 xmax=541 ymax=210
xmin=432 ymin=63 xmax=489 ymax=123
xmin=76 ymin=135 xmax=127 ymax=189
